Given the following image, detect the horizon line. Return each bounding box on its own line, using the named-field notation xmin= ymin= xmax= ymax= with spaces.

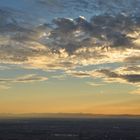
xmin=0 ymin=112 xmax=140 ymax=118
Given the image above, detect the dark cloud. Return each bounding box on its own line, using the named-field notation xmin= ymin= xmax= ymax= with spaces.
xmin=52 ymin=18 xmax=76 ymax=32
xmin=123 ymin=74 xmax=140 ymax=83
xmin=98 ymin=69 xmax=119 ymax=78
xmin=98 ymin=69 xmax=140 ymax=83
xmin=67 ymin=71 xmax=90 ymax=78
xmin=47 ymin=13 xmax=140 ymax=55
xmin=1 ymin=6 xmax=139 ymax=56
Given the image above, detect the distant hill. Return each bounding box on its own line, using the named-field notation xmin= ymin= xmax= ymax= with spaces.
xmin=0 ymin=113 xmax=140 ymax=119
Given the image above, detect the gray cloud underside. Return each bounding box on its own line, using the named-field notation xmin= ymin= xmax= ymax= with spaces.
xmin=67 ymin=66 xmax=140 ymax=84
xmin=0 ymin=6 xmax=140 ymax=84
xmin=98 ymin=69 xmax=140 ymax=83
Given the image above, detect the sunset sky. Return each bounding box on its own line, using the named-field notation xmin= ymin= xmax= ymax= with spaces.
xmin=0 ymin=0 xmax=140 ymax=115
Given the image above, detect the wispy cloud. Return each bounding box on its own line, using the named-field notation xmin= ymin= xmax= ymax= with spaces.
xmin=130 ymin=89 xmax=140 ymax=95
xmin=87 ymin=82 xmax=104 ymax=87
xmin=66 ymin=70 xmax=91 ymax=78
xmin=0 ymin=74 xmax=48 ymax=84
xmin=97 ymin=69 xmax=140 ymax=83
xmin=0 ymin=85 xmax=10 ymax=90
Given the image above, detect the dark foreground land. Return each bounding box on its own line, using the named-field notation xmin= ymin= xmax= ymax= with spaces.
xmin=0 ymin=118 xmax=140 ymax=140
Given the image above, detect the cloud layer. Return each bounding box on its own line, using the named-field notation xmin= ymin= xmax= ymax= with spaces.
xmin=0 ymin=4 xmax=140 ymax=86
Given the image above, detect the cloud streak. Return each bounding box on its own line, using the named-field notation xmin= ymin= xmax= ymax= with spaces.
xmin=130 ymin=89 xmax=140 ymax=95
xmin=0 ymin=74 xmax=48 ymax=84
xmin=97 ymin=69 xmax=140 ymax=83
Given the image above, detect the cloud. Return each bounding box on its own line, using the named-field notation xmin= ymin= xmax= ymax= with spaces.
xmin=15 ymin=74 xmax=48 ymax=83
xmin=122 ymin=66 xmax=140 ymax=73
xmin=0 ymin=85 xmax=10 ymax=90
xmin=130 ymin=89 xmax=140 ymax=95
xmin=0 ymin=74 xmax=48 ymax=84
xmin=98 ymin=69 xmax=119 ymax=78
xmin=124 ymin=56 xmax=140 ymax=64
xmin=52 ymin=75 xmax=66 ymax=80
xmin=0 ymin=8 xmax=139 ymax=63
xmin=48 ymin=14 xmax=140 ymax=55
xmin=66 ymin=70 xmax=91 ymax=78
xmin=97 ymin=69 xmax=140 ymax=84
xmin=67 ymin=69 xmax=139 ymax=85
xmin=123 ymin=74 xmax=140 ymax=83
xmin=87 ymin=82 xmax=104 ymax=87
xmin=0 ymin=6 xmax=140 ymax=86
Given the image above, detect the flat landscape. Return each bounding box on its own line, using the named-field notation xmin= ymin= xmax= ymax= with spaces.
xmin=0 ymin=118 xmax=140 ymax=140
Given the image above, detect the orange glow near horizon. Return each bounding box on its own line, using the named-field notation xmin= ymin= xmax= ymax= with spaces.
xmin=0 ymin=0 xmax=140 ymax=116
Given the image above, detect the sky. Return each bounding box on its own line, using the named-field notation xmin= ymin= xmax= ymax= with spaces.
xmin=0 ymin=0 xmax=140 ymax=115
